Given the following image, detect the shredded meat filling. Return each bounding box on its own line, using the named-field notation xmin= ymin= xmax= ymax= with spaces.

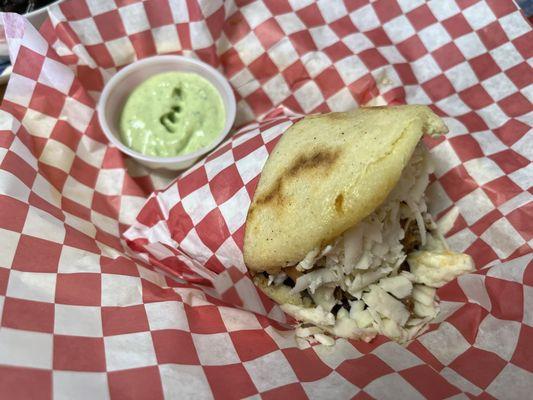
xmin=401 ymin=219 xmax=422 ymax=254
xmin=401 ymin=297 xmax=415 ymax=314
xmin=285 ymin=266 xmax=303 ymax=282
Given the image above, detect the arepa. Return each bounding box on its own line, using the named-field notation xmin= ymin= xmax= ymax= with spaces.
xmin=243 ymin=105 xmax=474 ymax=344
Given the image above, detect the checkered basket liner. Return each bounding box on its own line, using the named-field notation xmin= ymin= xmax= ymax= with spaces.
xmin=0 ymin=0 xmax=531 ymax=399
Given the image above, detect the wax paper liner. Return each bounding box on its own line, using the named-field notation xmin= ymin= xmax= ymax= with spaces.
xmin=0 ymin=1 xmax=532 ymax=399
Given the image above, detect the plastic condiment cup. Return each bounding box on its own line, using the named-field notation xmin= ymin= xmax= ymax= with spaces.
xmin=97 ymin=55 xmax=236 ymax=170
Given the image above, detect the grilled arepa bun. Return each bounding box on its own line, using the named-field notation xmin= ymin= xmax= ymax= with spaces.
xmin=243 ymin=106 xmax=474 ymax=344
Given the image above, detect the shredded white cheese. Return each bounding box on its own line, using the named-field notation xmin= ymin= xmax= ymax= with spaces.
xmin=363 ymin=285 xmax=410 ymax=326
xmin=269 ymin=145 xmax=474 ymax=344
xmin=408 ymin=251 xmax=474 ymax=288
xmin=378 ymin=275 xmax=413 ymax=299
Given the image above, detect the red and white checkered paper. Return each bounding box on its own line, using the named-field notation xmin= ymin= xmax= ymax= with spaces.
xmin=0 ymin=0 xmax=532 ymax=399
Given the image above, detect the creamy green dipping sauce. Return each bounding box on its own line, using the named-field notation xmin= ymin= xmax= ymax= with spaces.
xmin=119 ymin=72 xmax=225 ymax=157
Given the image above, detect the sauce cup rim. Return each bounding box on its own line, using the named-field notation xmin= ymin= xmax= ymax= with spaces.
xmin=97 ymin=55 xmax=236 ymax=166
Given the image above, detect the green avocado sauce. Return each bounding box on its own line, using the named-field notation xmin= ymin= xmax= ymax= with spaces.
xmin=119 ymin=72 xmax=225 ymax=157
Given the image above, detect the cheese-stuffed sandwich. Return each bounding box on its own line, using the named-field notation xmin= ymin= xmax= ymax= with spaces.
xmin=243 ymin=105 xmax=474 ymax=344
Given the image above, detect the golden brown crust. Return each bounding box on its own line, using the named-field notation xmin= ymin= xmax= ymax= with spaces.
xmin=252 ymin=148 xmax=342 ymax=209
xmin=243 ymin=105 xmax=447 ymax=272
